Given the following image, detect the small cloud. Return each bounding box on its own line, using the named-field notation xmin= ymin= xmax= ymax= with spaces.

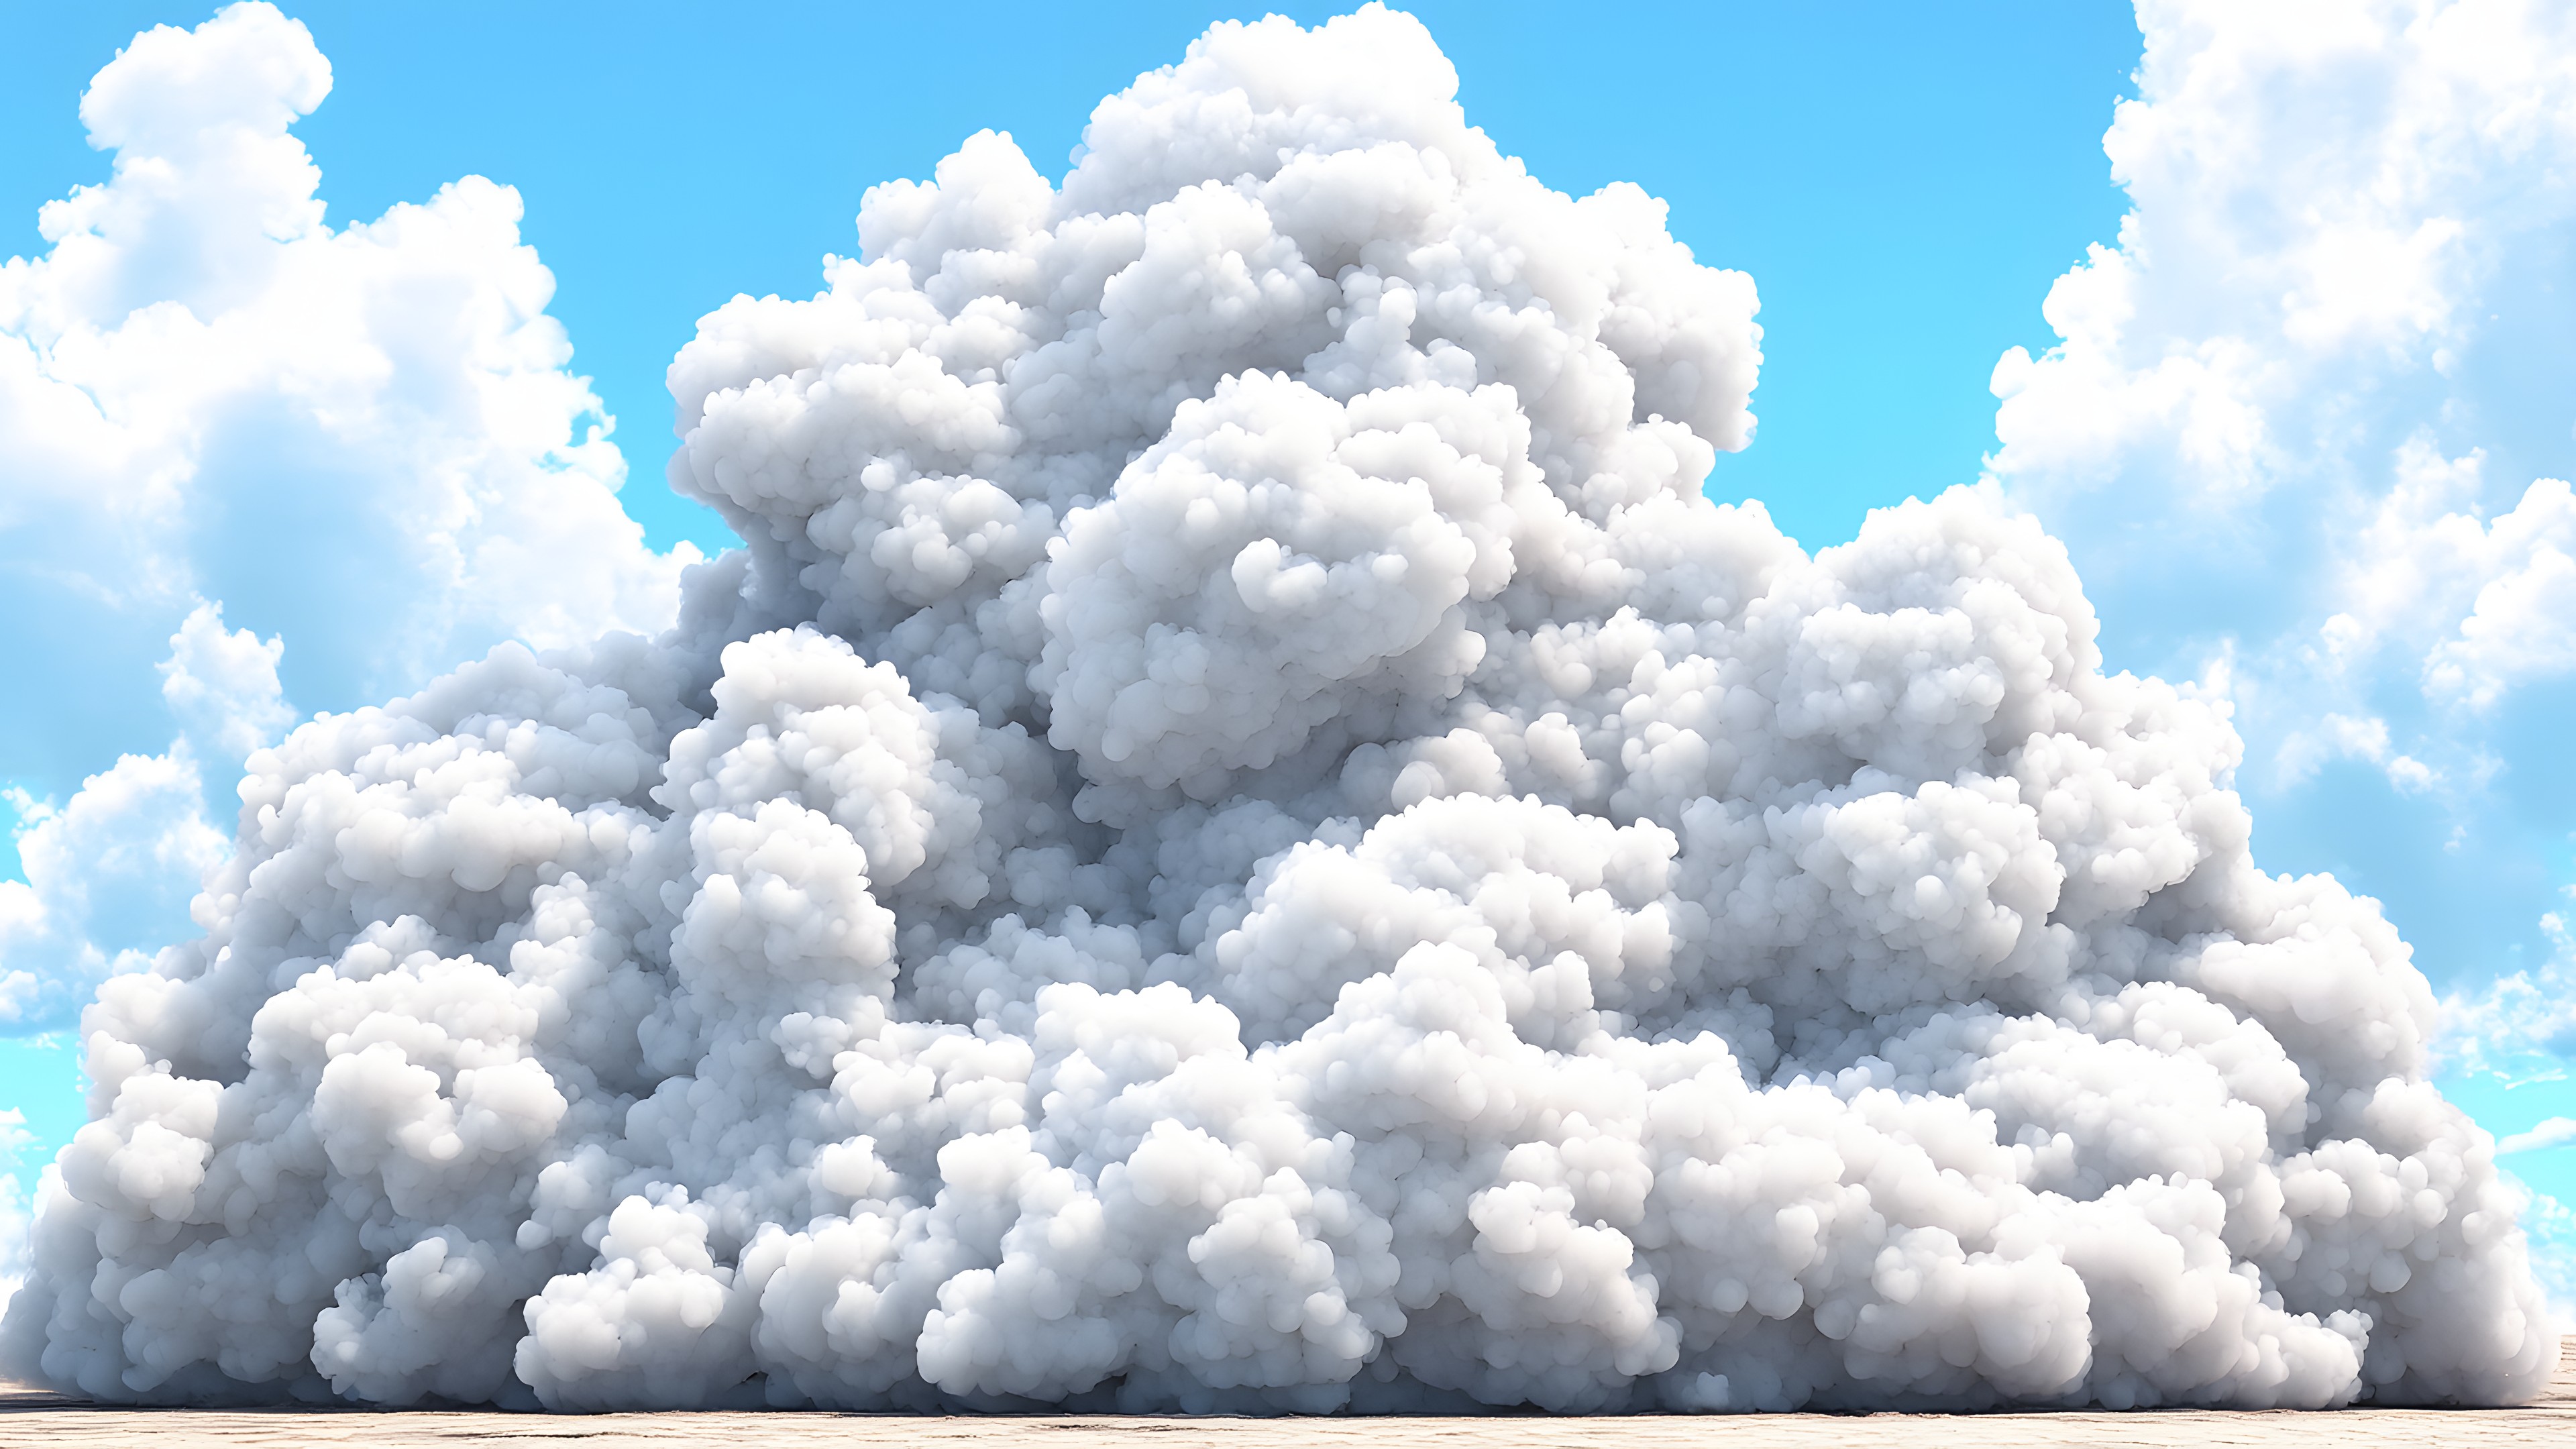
xmin=2274 ymin=711 xmax=2442 ymax=794
xmin=2498 ymin=1117 xmax=2576 ymax=1155
xmin=156 ymin=599 xmax=293 ymax=770
xmin=2434 ymin=910 xmax=2576 ymax=1081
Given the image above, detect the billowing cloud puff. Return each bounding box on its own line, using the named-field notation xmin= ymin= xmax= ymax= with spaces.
xmin=0 ymin=604 xmax=275 ymax=1028
xmin=0 ymin=3 xmax=2554 ymax=1414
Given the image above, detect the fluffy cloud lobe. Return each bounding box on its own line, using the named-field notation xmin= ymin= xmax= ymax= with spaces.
xmin=0 ymin=4 xmax=2554 ymax=1414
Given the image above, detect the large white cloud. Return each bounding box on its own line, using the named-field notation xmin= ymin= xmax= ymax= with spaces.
xmin=0 ymin=4 xmax=2551 ymax=1413
xmin=0 ymin=2 xmax=698 ymax=1032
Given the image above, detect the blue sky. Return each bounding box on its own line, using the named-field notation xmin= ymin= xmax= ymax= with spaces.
xmin=3 ymin=0 xmax=2571 ymax=1297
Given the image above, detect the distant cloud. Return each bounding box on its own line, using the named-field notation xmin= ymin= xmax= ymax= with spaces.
xmin=1 ymin=3 xmax=2555 ymax=1412
xmin=0 ymin=1 xmax=699 ymax=1030
xmin=0 ymin=604 xmax=270 ymax=1028
xmin=158 ymin=598 xmax=295 ymax=770
xmin=1986 ymin=0 xmax=2576 ymax=794
xmin=2434 ymin=908 xmax=2576 ymax=1081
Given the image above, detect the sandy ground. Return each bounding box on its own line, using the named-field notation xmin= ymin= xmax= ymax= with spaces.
xmin=0 ymin=1340 xmax=2568 ymax=1447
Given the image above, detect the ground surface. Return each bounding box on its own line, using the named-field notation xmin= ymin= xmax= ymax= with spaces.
xmin=3 ymin=1340 xmax=2570 ymax=1446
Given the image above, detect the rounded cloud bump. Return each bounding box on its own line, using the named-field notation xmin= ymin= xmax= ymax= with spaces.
xmin=0 ymin=4 xmax=2553 ymax=1413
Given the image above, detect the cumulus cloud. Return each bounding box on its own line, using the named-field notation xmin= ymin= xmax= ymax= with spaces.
xmin=0 ymin=1 xmax=692 ymax=693
xmin=1985 ymin=0 xmax=2576 ymax=784
xmin=158 ymin=599 xmax=297 ymax=771
xmin=2435 ymin=909 xmax=2576 ymax=1083
xmin=2418 ymin=478 xmax=2576 ymax=709
xmin=2496 ymin=1120 xmax=2576 ymax=1157
xmin=0 ymin=1 xmax=699 ymax=1030
xmin=0 ymin=603 xmax=281 ymax=1030
xmin=0 ymin=5 xmax=2549 ymax=1413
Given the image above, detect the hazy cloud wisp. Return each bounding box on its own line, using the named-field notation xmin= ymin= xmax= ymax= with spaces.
xmin=0 ymin=1 xmax=700 ymax=1035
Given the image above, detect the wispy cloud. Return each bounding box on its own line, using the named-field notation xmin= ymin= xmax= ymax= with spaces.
xmin=2499 ymin=1118 xmax=2576 ymax=1157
